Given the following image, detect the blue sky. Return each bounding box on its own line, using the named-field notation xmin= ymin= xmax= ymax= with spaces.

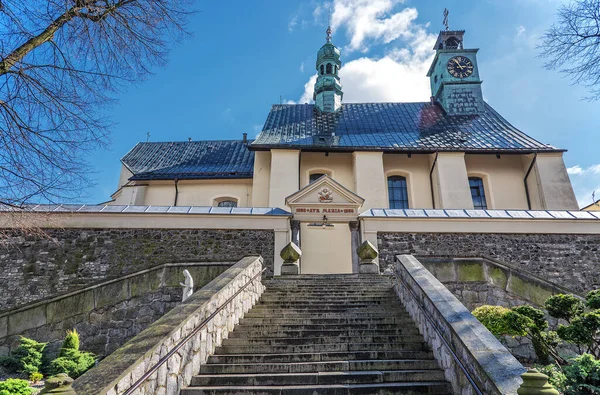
xmin=87 ymin=0 xmax=598 ymax=208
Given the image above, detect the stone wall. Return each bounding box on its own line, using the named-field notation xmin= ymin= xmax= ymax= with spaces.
xmin=72 ymin=256 xmax=265 ymax=395
xmin=0 ymin=228 xmax=274 ymax=311
xmin=393 ymin=255 xmax=525 ymax=395
xmin=0 ymin=263 xmax=229 ymax=357
xmin=378 ymin=232 xmax=600 ymax=293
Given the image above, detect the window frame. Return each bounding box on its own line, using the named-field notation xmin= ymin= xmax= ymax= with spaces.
xmin=213 ymin=197 xmax=239 ymax=208
xmin=387 ymin=175 xmax=410 ymax=210
xmin=468 ymin=177 xmax=488 ymax=210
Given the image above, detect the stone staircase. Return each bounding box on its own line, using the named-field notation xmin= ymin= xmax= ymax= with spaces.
xmin=181 ymin=275 xmax=452 ymax=394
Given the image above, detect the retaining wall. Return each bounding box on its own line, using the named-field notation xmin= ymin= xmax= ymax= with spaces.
xmin=0 ymin=263 xmax=229 ymax=357
xmin=379 ymin=232 xmax=600 ymax=293
xmin=0 ymin=228 xmax=274 ymax=311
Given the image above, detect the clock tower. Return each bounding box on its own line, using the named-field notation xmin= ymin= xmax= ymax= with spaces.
xmin=313 ymin=26 xmax=343 ymax=112
xmin=426 ymin=29 xmax=484 ymax=115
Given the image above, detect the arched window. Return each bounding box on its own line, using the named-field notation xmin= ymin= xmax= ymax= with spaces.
xmin=334 ymin=65 xmax=338 ymax=75
xmin=469 ymin=177 xmax=487 ymax=209
xmin=320 ymin=64 xmax=324 ymax=75
xmin=388 ymin=176 xmax=409 ymax=209
xmin=309 ymin=173 xmax=326 ymax=183
xmin=217 ymin=200 xmax=237 ymax=208
xmin=445 ymin=37 xmax=460 ymax=49
xmin=326 ymin=63 xmax=332 ymax=74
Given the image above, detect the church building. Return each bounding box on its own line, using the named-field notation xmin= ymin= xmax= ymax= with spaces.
xmin=109 ymin=25 xmax=580 ymax=274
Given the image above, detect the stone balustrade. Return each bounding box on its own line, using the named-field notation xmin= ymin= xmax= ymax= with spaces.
xmin=393 ymin=254 xmax=525 ymax=395
xmin=72 ymin=256 xmax=265 ymax=395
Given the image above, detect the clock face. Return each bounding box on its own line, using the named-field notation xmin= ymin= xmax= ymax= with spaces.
xmin=447 ymin=56 xmax=474 ymax=79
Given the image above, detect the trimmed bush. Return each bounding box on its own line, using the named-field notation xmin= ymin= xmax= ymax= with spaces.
xmin=562 ymin=354 xmax=600 ymax=395
xmin=545 ymin=294 xmax=584 ymax=323
xmin=2 ymin=337 xmax=47 ymax=375
xmin=0 ymin=378 xmax=34 ymax=395
xmin=50 ymin=349 xmax=96 ymax=379
xmin=586 ymin=290 xmax=600 ymax=310
xmin=59 ymin=329 xmax=80 ymax=357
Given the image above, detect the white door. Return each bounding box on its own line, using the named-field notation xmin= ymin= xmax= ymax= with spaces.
xmin=300 ymin=222 xmax=353 ymax=274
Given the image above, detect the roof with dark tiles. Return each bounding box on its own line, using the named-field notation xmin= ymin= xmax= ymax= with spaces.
xmin=122 ymin=140 xmax=254 ymax=181
xmin=250 ymin=102 xmax=560 ymax=152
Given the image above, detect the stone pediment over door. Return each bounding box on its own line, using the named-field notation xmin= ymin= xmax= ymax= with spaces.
xmin=285 ymin=175 xmax=365 ymax=222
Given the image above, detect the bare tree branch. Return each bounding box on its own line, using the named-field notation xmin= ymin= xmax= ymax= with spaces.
xmin=0 ymin=0 xmax=193 ymax=206
xmin=539 ymin=0 xmax=600 ymax=100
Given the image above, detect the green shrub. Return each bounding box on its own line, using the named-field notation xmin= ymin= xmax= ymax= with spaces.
xmin=50 ymin=348 xmax=96 ymax=379
xmin=0 ymin=378 xmax=34 ymax=395
xmin=545 ymin=294 xmax=585 ymax=322
xmin=0 ymin=355 xmax=21 ymax=373
xmin=29 ymin=372 xmax=43 ymax=383
xmin=472 ymin=305 xmax=518 ymax=336
xmin=586 ymin=290 xmax=600 ymax=310
xmin=10 ymin=337 xmax=46 ymax=375
xmin=537 ymin=364 xmax=567 ymax=392
xmin=557 ymin=311 xmax=600 ymax=358
xmin=59 ymin=329 xmax=80 ymax=357
xmin=562 ymin=353 xmax=600 ymax=395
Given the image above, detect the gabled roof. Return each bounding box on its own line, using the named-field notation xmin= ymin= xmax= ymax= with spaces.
xmin=250 ymin=102 xmax=561 ymax=152
xmin=122 ymin=140 xmax=254 ymax=181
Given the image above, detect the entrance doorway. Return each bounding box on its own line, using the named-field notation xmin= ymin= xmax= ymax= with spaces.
xmin=300 ymin=223 xmax=352 ymax=274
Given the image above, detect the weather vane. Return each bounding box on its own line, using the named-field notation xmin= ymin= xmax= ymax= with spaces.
xmin=326 ymin=7 xmax=332 ymax=42
xmin=443 ymin=8 xmax=450 ymax=31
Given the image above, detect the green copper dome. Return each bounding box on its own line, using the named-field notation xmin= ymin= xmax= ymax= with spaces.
xmin=313 ymin=26 xmax=343 ymax=112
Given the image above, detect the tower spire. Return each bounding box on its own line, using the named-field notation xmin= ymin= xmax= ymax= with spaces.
xmin=313 ymin=22 xmax=343 ymax=112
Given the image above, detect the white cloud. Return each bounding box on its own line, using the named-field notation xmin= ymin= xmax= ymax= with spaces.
xmin=516 ymin=25 xmax=526 ymax=36
xmin=295 ymin=0 xmax=436 ymax=104
xmin=567 ymin=164 xmax=600 ymax=208
xmin=300 ymin=62 xmax=305 ymax=73
xmin=288 ymin=15 xmax=299 ymax=32
xmin=331 ymin=0 xmax=421 ymax=52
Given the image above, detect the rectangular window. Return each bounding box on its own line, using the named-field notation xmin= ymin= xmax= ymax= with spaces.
xmin=388 ymin=176 xmax=409 ymax=209
xmin=469 ymin=177 xmax=487 ymax=209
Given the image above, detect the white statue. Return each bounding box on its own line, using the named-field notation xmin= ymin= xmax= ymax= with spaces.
xmin=180 ymin=269 xmax=194 ymax=302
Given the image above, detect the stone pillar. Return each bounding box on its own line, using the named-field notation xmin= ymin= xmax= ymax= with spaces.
xmin=431 ymin=152 xmax=474 ymax=209
xmin=357 ymin=240 xmax=380 ymax=274
xmin=280 ymin=242 xmax=301 ymax=276
xmin=353 ymin=152 xmax=387 ymax=210
xmin=273 ymin=227 xmax=290 ymax=276
xmin=528 ymin=153 xmax=578 ymax=210
xmin=269 ymin=150 xmax=300 ymax=210
xmin=291 ymin=220 xmax=301 ymax=247
xmin=252 ymin=151 xmax=271 ymax=207
xmin=349 ymin=221 xmax=360 ymax=273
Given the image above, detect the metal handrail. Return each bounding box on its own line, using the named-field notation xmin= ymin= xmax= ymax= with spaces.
xmin=393 ymin=269 xmax=484 ymax=395
xmin=123 ymin=267 xmax=266 ymax=395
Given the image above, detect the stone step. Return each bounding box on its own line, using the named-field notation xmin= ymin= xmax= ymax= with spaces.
xmin=221 ymin=335 xmax=426 ymax=347
xmin=207 ymin=351 xmax=436 ymax=365
xmin=231 ymin=323 xmax=411 ymax=332
xmin=180 ymin=381 xmax=452 ymax=394
xmin=217 ymin=342 xmax=430 ymax=355
xmin=247 ymin=307 xmax=404 ymax=314
xmin=244 ymin=309 xmax=410 ymax=319
xmin=191 ymin=369 xmax=446 ymax=386
xmin=199 ymin=360 xmax=442 ymax=375
xmin=259 ymin=296 xmax=398 ymax=303
xmin=236 ymin=313 xmax=412 ymax=324
xmin=228 ymin=328 xmax=421 ymax=339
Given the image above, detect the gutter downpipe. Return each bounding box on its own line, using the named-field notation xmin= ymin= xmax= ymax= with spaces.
xmin=174 ymin=178 xmax=179 ymax=206
xmin=524 ymin=153 xmax=537 ymax=210
xmin=429 ymin=152 xmax=439 ymax=209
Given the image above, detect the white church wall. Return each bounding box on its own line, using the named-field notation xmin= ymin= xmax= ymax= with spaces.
xmin=177 ymin=180 xmax=252 ymax=207
xmin=383 ymin=154 xmax=433 ymax=209
xmin=353 ymin=152 xmax=387 ymax=211
xmin=432 ymin=152 xmax=474 ymax=209
xmin=533 ymin=153 xmax=579 ymax=210
xmin=268 ymin=149 xmax=300 ymax=209
xmin=252 ymin=151 xmax=271 ymax=207
xmin=465 ymin=154 xmax=529 ymax=210
xmin=300 ymin=152 xmax=353 ymax=190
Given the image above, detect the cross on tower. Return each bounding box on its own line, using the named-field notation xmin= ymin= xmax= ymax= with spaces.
xmin=443 ymin=8 xmax=450 ymax=31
